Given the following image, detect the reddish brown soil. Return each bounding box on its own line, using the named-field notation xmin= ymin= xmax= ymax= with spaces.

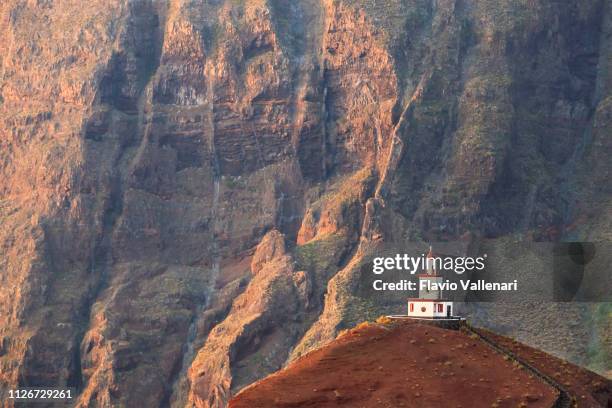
xmin=474 ymin=328 xmax=611 ymax=408
xmin=230 ymin=321 xmax=560 ymax=408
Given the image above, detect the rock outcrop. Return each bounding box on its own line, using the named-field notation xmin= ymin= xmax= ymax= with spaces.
xmin=185 ymin=230 xmax=306 ymax=407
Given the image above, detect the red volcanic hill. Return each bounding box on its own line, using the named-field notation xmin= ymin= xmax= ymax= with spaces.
xmin=229 ymin=320 xmax=611 ymax=408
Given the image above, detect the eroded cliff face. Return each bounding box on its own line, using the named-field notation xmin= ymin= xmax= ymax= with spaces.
xmin=0 ymin=0 xmax=610 ymax=407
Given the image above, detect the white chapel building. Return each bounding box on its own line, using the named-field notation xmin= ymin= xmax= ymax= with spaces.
xmin=407 ymin=247 xmax=454 ymax=319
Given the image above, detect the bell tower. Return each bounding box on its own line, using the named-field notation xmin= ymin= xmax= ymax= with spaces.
xmin=407 ymin=246 xmax=454 ymax=319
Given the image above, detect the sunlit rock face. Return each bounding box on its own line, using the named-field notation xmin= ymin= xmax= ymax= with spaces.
xmin=0 ymin=0 xmax=610 ymax=406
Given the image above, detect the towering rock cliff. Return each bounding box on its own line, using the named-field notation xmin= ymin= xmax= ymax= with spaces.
xmin=0 ymin=0 xmax=610 ymax=407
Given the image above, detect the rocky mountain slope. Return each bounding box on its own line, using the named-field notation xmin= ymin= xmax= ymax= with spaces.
xmin=0 ymin=0 xmax=610 ymax=407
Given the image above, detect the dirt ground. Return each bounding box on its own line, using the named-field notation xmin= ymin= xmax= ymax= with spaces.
xmin=230 ymin=321 xmax=561 ymax=408
xmin=474 ymin=327 xmax=611 ymax=408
